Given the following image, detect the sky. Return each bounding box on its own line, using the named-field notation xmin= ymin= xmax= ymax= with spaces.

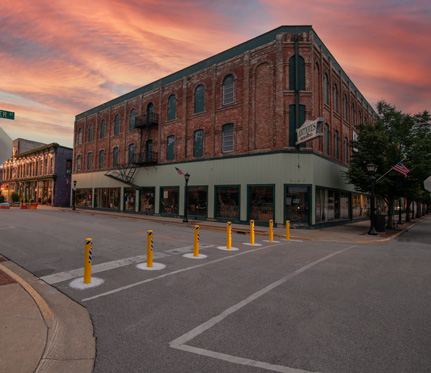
xmin=0 ymin=0 xmax=430 ymax=148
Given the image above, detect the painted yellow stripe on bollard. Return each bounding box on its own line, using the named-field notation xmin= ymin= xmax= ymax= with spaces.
xmin=84 ymin=238 xmax=92 ymax=284
xmin=250 ymin=220 xmax=255 ymax=244
xmin=147 ymin=230 xmax=153 ymax=267
xmin=193 ymin=225 xmax=200 ymax=257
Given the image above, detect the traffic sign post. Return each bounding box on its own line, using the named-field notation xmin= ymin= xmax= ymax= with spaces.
xmin=0 ymin=110 xmax=15 ymax=120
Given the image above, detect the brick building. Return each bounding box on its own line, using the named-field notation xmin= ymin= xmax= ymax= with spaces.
xmin=1 ymin=140 xmax=73 ymax=206
xmin=72 ymin=25 xmax=375 ymax=226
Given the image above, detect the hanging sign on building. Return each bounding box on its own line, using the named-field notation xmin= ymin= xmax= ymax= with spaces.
xmin=296 ymin=117 xmax=324 ymax=145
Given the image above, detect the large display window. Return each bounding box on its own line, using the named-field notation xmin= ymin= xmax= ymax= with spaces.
xmin=124 ymin=188 xmax=136 ymax=212
xmin=94 ymin=188 xmax=120 ymax=210
xmin=285 ymin=186 xmax=310 ymax=224
xmin=316 ymin=188 xmax=351 ymax=223
xmin=215 ymin=186 xmax=239 ymax=221
xmin=249 ymin=185 xmax=274 ymax=222
xmin=76 ymin=188 xmax=92 ymax=208
xmin=187 ymin=186 xmax=207 ymax=219
xmin=160 ymin=187 xmax=179 ymax=215
xmin=140 ymin=188 xmax=155 ymax=215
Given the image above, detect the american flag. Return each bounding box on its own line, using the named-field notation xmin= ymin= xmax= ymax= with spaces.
xmin=392 ymin=162 xmax=410 ymax=177
xmin=175 ymin=167 xmax=184 ymax=175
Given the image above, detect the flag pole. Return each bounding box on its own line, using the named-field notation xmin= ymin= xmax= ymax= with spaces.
xmin=376 ymin=157 xmax=406 ymax=183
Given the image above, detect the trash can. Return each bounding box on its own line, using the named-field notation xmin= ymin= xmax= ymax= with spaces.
xmin=375 ymin=215 xmax=386 ymax=232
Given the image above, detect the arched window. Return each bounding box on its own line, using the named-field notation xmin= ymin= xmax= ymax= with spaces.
xmin=99 ymin=150 xmax=104 ymax=169
xmin=100 ymin=119 xmax=106 ymax=139
xmin=223 ymin=75 xmax=234 ymax=105
xmin=335 ymin=130 xmax=339 ymax=159
xmin=88 ymin=124 xmax=93 ymax=142
xmin=358 ymin=111 xmax=362 ymax=125
xmin=87 ymin=152 xmax=92 ymax=170
xmin=129 ymin=109 xmax=136 ymax=131
xmin=147 ymin=103 xmax=154 ymax=123
xmin=193 ymin=129 xmax=204 ymax=157
xmin=352 ymin=104 xmax=355 ymax=126
xmin=344 ymin=95 xmax=348 ymax=120
xmin=324 ymin=124 xmax=330 ymax=155
xmin=324 ymin=73 xmax=329 ymax=105
xmin=194 ymin=85 xmax=204 ymax=113
xmin=333 ymin=84 xmax=338 ymax=113
xmin=167 ymin=95 xmax=176 ymax=120
xmin=222 ymin=124 xmax=234 ymax=153
xmin=113 ymin=147 xmax=119 ymax=167
xmin=114 ymin=114 xmax=120 ymax=135
xmin=344 ymin=137 xmax=349 ymax=163
xmin=78 ymin=128 xmax=82 ymax=145
xmin=77 ymin=155 xmax=82 ymax=170
xmin=289 ymin=55 xmax=306 ymax=90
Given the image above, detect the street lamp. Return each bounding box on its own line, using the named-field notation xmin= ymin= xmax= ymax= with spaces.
xmin=183 ymin=172 xmax=190 ymax=223
xmin=367 ymin=163 xmax=378 ymax=235
xmin=72 ymin=180 xmax=77 ymax=210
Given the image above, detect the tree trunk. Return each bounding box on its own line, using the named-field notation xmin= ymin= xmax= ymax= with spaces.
xmin=386 ymin=198 xmax=395 ymax=230
xmin=405 ymin=197 xmax=411 ymax=222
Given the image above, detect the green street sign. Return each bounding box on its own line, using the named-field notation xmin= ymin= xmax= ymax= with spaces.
xmin=0 ymin=109 xmax=15 ymax=120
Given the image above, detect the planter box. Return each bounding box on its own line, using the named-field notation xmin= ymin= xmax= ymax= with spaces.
xmin=20 ymin=203 xmax=38 ymax=209
xmin=0 ymin=203 xmax=10 ymax=209
xmin=10 ymin=202 xmax=21 ymax=207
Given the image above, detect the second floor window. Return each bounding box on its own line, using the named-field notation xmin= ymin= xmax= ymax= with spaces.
xmin=78 ymin=128 xmax=82 ymax=145
xmin=99 ymin=150 xmax=104 ymax=169
xmin=113 ymin=147 xmax=119 ymax=167
xmin=130 ymin=109 xmax=136 ymax=131
xmin=333 ymin=84 xmax=338 ymax=113
xmin=193 ymin=129 xmax=203 ymax=158
xmin=88 ymin=124 xmax=93 ymax=142
xmin=194 ymin=85 xmax=204 ymax=113
xmin=325 ymin=124 xmax=330 ymax=155
xmin=100 ymin=119 xmax=106 ymax=139
xmin=168 ymin=95 xmax=176 ymax=120
xmin=167 ymin=135 xmax=175 ymax=161
xmin=87 ymin=153 xmax=92 ymax=170
xmin=223 ymin=75 xmax=234 ymax=105
xmin=324 ymin=73 xmax=329 ymax=105
xmin=128 ymin=144 xmax=135 ymax=164
xmin=77 ymin=155 xmax=81 ymax=170
xmin=114 ymin=115 xmax=120 ymax=135
xmin=222 ymin=124 xmax=234 ymax=153
xmin=335 ymin=130 xmax=339 ymax=159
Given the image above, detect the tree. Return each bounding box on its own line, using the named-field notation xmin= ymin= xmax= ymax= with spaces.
xmin=345 ymin=101 xmax=431 ymax=229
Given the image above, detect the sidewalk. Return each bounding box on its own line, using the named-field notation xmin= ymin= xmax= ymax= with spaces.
xmin=0 ymin=206 xmax=425 ymax=372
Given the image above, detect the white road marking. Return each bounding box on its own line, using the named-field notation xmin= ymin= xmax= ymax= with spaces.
xmin=82 ymin=242 xmax=284 ymax=302
xmin=169 ymin=245 xmax=356 ymax=373
xmin=41 ymin=252 xmax=169 ymax=284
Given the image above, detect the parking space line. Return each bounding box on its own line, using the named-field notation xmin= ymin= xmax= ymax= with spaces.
xmin=82 ymin=242 xmax=285 ymax=302
xmin=169 ymin=245 xmax=356 ymax=372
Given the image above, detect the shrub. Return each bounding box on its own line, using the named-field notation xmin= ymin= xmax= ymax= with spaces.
xmin=11 ymin=192 xmax=20 ymax=202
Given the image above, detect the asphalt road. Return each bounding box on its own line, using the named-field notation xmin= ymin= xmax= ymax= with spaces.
xmin=1 ymin=209 xmax=431 ymax=373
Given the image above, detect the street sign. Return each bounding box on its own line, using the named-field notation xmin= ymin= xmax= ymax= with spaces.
xmin=0 ymin=110 xmax=15 ymax=120
xmin=424 ymin=176 xmax=431 ymax=192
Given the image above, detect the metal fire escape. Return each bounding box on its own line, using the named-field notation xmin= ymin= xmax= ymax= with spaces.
xmin=105 ymin=112 xmax=159 ymax=189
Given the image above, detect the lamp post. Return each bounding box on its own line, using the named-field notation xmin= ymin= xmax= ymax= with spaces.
xmin=183 ymin=173 xmax=190 ymax=223
xmin=367 ymin=163 xmax=378 ymax=235
xmin=72 ymin=180 xmax=77 ymax=210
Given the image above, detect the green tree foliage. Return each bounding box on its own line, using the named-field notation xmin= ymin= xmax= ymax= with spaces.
xmin=345 ymin=101 xmax=431 ymax=228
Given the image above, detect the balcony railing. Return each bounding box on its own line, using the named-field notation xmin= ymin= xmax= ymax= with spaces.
xmin=132 ymin=151 xmax=158 ymax=166
xmin=134 ymin=113 xmax=159 ymax=129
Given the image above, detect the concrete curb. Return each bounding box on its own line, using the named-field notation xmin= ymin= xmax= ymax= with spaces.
xmin=0 ymin=260 xmax=96 ymax=373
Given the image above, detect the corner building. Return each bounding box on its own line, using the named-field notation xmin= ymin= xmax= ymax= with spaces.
xmin=73 ymin=26 xmax=375 ymax=227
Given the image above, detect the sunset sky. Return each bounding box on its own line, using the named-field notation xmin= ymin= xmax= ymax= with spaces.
xmin=1 ymin=0 xmax=430 ymax=148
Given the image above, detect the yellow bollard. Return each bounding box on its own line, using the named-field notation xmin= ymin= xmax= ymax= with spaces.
xmin=286 ymin=220 xmax=290 ymax=241
xmin=84 ymin=238 xmax=92 ymax=284
xmin=269 ymin=220 xmax=274 ymax=242
xmin=147 ymin=230 xmax=153 ymax=267
xmin=250 ymin=220 xmax=255 ymax=244
xmin=193 ymin=225 xmax=200 ymax=257
xmin=227 ymin=221 xmax=232 ymax=249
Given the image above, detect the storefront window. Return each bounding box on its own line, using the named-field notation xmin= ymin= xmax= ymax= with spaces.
xmin=187 ymin=187 xmax=207 ymax=219
xmin=352 ymin=193 xmax=369 ymax=218
xmin=316 ymin=188 xmax=351 ymax=222
xmin=94 ymin=188 xmax=120 ymax=210
xmin=215 ymin=186 xmax=239 ymax=221
xmin=285 ymin=186 xmax=309 ymax=224
xmin=76 ymin=188 xmax=92 ymax=208
xmin=124 ymin=188 xmax=136 ymax=212
xmin=160 ymin=187 xmax=179 ymax=215
xmin=249 ymin=185 xmax=274 ymax=222
xmin=140 ymin=188 xmax=155 ymax=215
